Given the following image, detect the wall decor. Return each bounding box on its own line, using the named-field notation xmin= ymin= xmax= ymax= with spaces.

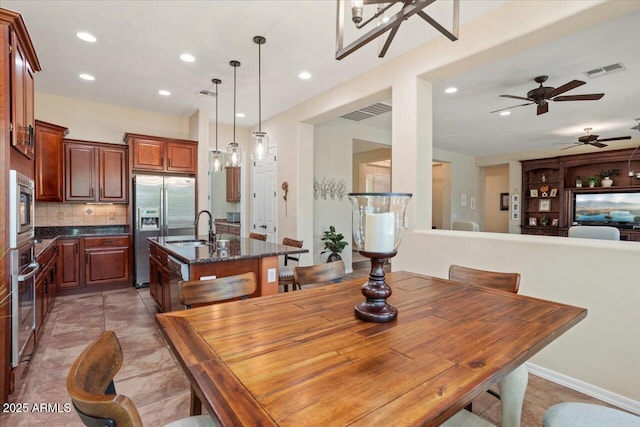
xmin=511 ymin=210 xmax=519 ymax=221
xmin=281 ymin=181 xmax=289 ymax=216
xmin=551 ymin=218 xmax=559 ymax=226
xmin=530 ymin=189 xmax=538 ymax=198
xmin=550 ymin=188 xmax=558 ymax=197
xmin=512 ymin=190 xmax=519 ymax=204
xmin=320 ymin=177 xmax=330 ymax=199
xmin=313 ymin=177 xmax=319 ymax=200
xmin=336 ymin=179 xmax=347 ymax=200
xmin=500 ymin=193 xmax=509 ymax=211
xmin=314 ymin=177 xmax=348 ymax=201
xmin=539 ymin=199 xmax=551 ymax=212
xmin=529 ymin=217 xmax=537 ymax=226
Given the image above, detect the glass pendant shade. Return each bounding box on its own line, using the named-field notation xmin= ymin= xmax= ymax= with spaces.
xmin=211 ymin=150 xmax=223 ymax=172
xmin=252 ymin=131 xmax=269 ymax=161
xmin=227 ymin=142 xmax=240 ymax=167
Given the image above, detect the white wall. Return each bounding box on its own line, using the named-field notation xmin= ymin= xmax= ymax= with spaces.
xmin=36 ymin=93 xmax=189 ymax=143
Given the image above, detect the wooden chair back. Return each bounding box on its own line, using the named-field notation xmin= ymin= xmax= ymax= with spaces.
xmin=282 ymin=237 xmax=303 ymax=264
xmin=294 ymin=260 xmax=345 ymax=288
xmin=67 ymin=330 xmax=143 ymax=427
xmin=249 ymin=232 xmax=267 ymax=241
xmin=448 ymin=264 xmax=520 ymax=294
xmin=179 ymin=272 xmax=257 ymax=308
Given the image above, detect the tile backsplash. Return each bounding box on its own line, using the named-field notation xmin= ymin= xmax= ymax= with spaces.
xmin=35 ymin=202 xmax=128 ymax=226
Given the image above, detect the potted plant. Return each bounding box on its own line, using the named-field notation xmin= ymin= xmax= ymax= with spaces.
xmin=598 ymin=169 xmax=619 ymax=187
xmin=321 ymin=226 xmax=348 ymax=262
xmin=587 ymin=176 xmax=599 ymax=188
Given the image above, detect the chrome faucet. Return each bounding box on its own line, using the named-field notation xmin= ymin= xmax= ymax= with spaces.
xmin=195 ymin=210 xmax=216 ymax=243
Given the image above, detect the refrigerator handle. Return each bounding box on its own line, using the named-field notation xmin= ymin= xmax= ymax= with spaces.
xmin=162 ymin=187 xmax=168 ymax=235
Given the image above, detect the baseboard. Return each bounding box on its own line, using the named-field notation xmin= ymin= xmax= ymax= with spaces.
xmin=526 ymin=362 xmax=640 ymax=415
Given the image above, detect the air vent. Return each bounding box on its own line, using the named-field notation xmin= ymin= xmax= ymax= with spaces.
xmin=583 ymin=62 xmax=626 ymax=79
xmin=199 ymin=89 xmax=217 ymax=96
xmin=341 ymin=102 xmax=392 ymax=121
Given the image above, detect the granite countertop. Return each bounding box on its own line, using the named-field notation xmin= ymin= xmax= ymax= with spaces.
xmin=213 ymin=220 xmax=240 ymax=227
xmin=34 ymin=226 xmax=130 ymax=258
xmin=150 ymin=235 xmax=308 ymax=265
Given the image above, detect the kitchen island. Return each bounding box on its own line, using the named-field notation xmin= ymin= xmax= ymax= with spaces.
xmin=148 ymin=235 xmax=308 ymax=312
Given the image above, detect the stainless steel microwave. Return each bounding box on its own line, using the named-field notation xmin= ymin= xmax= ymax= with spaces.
xmin=10 ymin=170 xmax=35 ymax=248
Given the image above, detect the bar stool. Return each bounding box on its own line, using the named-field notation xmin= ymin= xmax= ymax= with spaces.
xmin=278 ymin=237 xmax=303 ymax=292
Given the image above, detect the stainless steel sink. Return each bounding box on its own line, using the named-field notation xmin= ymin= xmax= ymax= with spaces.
xmin=166 ymin=239 xmax=212 ymax=248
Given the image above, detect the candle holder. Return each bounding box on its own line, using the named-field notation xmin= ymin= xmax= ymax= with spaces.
xmin=347 ymin=192 xmax=412 ymax=323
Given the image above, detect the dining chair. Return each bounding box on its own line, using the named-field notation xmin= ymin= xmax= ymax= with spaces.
xmin=543 ymin=402 xmax=640 ymax=426
xmin=448 ymin=264 xmax=521 ymax=411
xmin=278 ymin=237 xmax=304 ymax=292
xmin=67 ymin=330 xmax=219 ymax=427
xmin=567 ymin=225 xmax=620 ymax=240
xmin=448 ymin=264 xmax=521 ymax=294
xmin=178 ymin=272 xmax=257 ymax=308
xmin=452 ymin=220 xmax=480 ymax=231
xmin=249 ymin=232 xmax=267 ymax=241
xmin=294 ymin=260 xmax=345 ymax=289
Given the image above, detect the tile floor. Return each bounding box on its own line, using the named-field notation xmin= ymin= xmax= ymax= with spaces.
xmin=1 ymin=276 xmax=611 ymax=427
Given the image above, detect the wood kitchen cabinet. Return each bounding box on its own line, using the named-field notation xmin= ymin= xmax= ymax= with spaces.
xmin=35 ymin=244 xmax=58 ymax=340
xmin=149 ymin=243 xmax=175 ymax=311
xmin=125 ymin=133 xmax=197 ymax=174
xmin=84 ymin=236 xmax=130 ymax=286
xmin=226 ymin=166 xmax=241 ymax=202
xmin=64 ymin=140 xmax=128 ymax=203
xmin=35 ymin=120 xmax=68 ymax=202
xmin=58 ymin=238 xmax=81 ymax=289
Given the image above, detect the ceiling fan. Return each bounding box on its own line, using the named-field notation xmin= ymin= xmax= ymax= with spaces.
xmin=556 ymin=128 xmax=631 ymax=150
xmin=490 ymin=75 xmax=604 ymax=115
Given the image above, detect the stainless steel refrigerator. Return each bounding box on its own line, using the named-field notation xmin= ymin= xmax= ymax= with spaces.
xmin=133 ymin=174 xmax=196 ymax=288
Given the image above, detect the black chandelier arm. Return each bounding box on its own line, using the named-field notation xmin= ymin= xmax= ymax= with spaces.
xmin=417 ymin=8 xmax=459 ymax=42
xmin=378 ymin=20 xmax=401 ymax=58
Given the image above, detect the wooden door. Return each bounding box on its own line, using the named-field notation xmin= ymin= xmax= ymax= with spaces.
xmin=10 ymin=30 xmax=34 ymax=159
xmin=65 ymin=143 xmax=96 ymax=201
xmin=167 ymin=141 xmax=197 ymax=174
xmin=131 ymin=138 xmax=165 ymax=171
xmin=58 ymin=239 xmax=81 ymax=289
xmin=252 ymin=149 xmax=277 ymax=242
xmin=35 ymin=121 xmax=67 ymax=202
xmin=226 ymin=166 xmax=240 ymax=202
xmin=98 ymin=146 xmax=127 ymax=202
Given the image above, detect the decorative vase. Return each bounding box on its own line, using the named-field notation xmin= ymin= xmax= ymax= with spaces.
xmin=589 ymin=178 xmax=597 ymax=188
xmin=601 ymin=177 xmax=613 ymax=187
xmin=347 ymin=192 xmax=412 ymax=323
xmin=327 ymin=252 xmax=342 ymax=262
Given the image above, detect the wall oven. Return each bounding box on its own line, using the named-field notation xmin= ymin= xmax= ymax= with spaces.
xmin=10 ymin=242 xmax=38 ymax=368
xmin=10 ymin=170 xmax=35 ymax=248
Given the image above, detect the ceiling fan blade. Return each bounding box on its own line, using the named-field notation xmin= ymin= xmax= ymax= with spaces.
xmin=553 ymin=93 xmax=604 ymax=101
xmin=596 ymin=136 xmax=631 ymax=142
xmin=578 ymin=134 xmax=599 ymax=143
xmin=489 ymin=102 xmax=533 ymax=113
xmin=560 ymin=144 xmax=580 ymax=150
xmin=591 ymin=142 xmax=607 ymax=148
xmin=632 ymin=124 xmax=640 ymax=131
xmin=537 ymin=102 xmax=548 ymax=115
xmin=499 ymin=94 xmax=531 ymax=101
xmin=546 ymin=80 xmax=585 ymax=98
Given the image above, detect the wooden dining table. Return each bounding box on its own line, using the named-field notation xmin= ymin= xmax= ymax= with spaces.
xmin=155 ymin=271 xmax=587 ymax=426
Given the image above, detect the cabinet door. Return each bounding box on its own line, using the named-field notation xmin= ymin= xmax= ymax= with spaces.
xmin=85 ymin=247 xmax=129 ymax=285
xmin=35 ymin=274 xmax=45 ymax=338
xmin=65 ymin=143 xmax=96 ymax=201
xmin=35 ymin=121 xmax=67 ymax=202
xmin=58 ymin=239 xmax=81 ymax=289
xmin=98 ymin=146 xmax=127 ymax=203
xmin=10 ymin=30 xmax=35 ymax=159
xmin=149 ymin=257 xmax=159 ymax=305
xmin=166 ymin=142 xmax=197 ymax=174
xmin=226 ymin=167 xmax=240 ymax=202
xmin=132 ymin=138 xmax=165 ymax=171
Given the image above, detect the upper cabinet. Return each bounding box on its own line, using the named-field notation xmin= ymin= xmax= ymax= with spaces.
xmin=35 ymin=120 xmax=68 ymax=202
xmin=64 ymin=140 xmax=128 ymax=203
xmin=226 ymin=166 xmax=240 ymax=202
xmin=124 ymin=133 xmax=197 ymax=175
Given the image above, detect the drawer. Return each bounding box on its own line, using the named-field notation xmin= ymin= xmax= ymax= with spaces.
xmin=150 ymin=244 xmax=168 ymax=264
xmin=37 ymin=244 xmax=57 ymax=266
xmin=84 ymin=236 xmax=129 ymax=248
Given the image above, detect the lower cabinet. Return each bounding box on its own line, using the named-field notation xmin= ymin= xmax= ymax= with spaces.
xmin=149 ymin=244 xmax=178 ymax=312
xmin=35 ymin=244 xmax=58 ymax=341
xmin=84 ymin=236 xmax=130 ymax=286
xmin=58 ymin=238 xmax=81 ymax=289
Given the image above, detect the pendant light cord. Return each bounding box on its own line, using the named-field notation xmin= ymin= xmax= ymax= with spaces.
xmin=215 ymin=80 xmax=219 ymax=151
xmin=233 ymin=64 xmax=236 ymax=143
xmin=258 ymin=42 xmax=262 ymax=133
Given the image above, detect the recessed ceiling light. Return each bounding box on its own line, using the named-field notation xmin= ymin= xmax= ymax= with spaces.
xmin=79 ymin=73 xmax=95 ymax=81
xmin=180 ymin=53 xmax=196 ymax=63
xmin=500 ymin=111 xmax=511 ymax=116
xmin=158 ymin=90 xmax=171 ymax=96
xmin=236 ymin=113 xmax=246 ymax=118
xmin=76 ymin=32 xmax=96 ymax=43
xmin=445 ymin=87 xmax=458 ymax=94
xmin=298 ymin=71 xmax=312 ymax=80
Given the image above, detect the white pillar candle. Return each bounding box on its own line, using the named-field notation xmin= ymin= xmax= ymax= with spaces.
xmin=364 ymin=212 xmax=395 ymax=252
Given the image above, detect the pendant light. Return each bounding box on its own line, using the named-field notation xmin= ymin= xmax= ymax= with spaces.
xmin=211 ymin=78 xmax=223 ymax=173
xmin=227 ymin=60 xmax=241 ymax=167
xmin=252 ymin=36 xmax=269 ymax=161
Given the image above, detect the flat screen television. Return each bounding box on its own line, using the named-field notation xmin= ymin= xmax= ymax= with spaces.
xmin=574 ymin=192 xmax=640 ymax=225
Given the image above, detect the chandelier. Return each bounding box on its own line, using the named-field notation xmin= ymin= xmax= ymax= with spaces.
xmin=252 ymin=36 xmax=269 ymax=161
xmin=335 ymin=0 xmax=459 ymax=60
xmin=227 ymin=60 xmax=241 ymax=167
xmin=210 ymin=78 xmax=224 ymax=173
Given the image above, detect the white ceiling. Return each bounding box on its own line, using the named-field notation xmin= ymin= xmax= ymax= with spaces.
xmin=4 ymin=1 xmax=640 ymax=158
